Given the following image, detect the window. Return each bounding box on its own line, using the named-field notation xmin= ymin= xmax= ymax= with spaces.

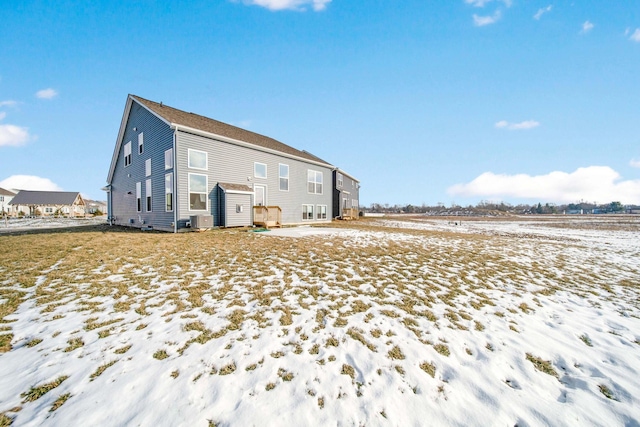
xmin=45 ymin=207 xmax=53 ymax=213
xmin=124 ymin=142 xmax=132 ymax=167
xmin=352 ymin=199 xmax=359 ymax=208
xmin=307 ymin=170 xmax=323 ymax=194
xmin=136 ymin=182 xmax=141 ymax=212
xmin=188 ymin=149 xmax=207 ymax=170
xmin=254 ymin=162 xmax=267 ymax=179
xmin=165 ymin=148 xmax=173 ymax=170
xmin=145 ymin=158 xmax=151 ymax=177
xmin=165 ymin=173 xmax=173 ymax=212
xmin=0 ymin=196 xmax=3 ymax=202
xmin=145 ymin=179 xmax=152 ymax=212
xmin=302 ymin=204 xmax=314 ymax=220
xmin=189 ymin=173 xmax=207 ymax=210
xmin=337 ymin=173 xmax=343 ymax=188
xmin=279 ymin=164 xmax=289 ymax=191
xmin=317 ymin=205 xmax=327 ymax=220
xmin=138 ymin=133 xmax=144 ymax=154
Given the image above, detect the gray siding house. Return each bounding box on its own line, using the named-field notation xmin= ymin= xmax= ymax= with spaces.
xmin=332 ymin=169 xmax=360 ymax=219
xmin=106 ymin=95 xmax=342 ymax=232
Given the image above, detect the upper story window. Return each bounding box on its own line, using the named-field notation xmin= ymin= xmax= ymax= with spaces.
xmin=138 ymin=133 xmax=144 ymax=154
xmin=337 ymin=173 xmax=343 ymax=188
xmin=254 ymin=162 xmax=267 ymax=179
xmin=279 ymin=164 xmax=289 ymax=191
xmin=124 ymin=142 xmax=132 ymax=167
xmin=188 ymin=149 xmax=207 ymax=170
xmin=145 ymin=158 xmax=151 ymax=177
xmin=165 ymin=148 xmax=173 ymax=170
xmin=307 ymin=170 xmax=323 ymax=195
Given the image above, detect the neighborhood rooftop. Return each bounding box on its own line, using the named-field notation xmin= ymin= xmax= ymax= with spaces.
xmin=131 ymin=95 xmax=331 ymax=166
xmin=10 ymin=190 xmax=83 ymax=206
xmin=0 ymin=187 xmax=16 ymax=197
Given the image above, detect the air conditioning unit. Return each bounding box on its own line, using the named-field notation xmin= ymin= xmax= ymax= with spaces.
xmin=190 ymin=215 xmax=213 ymax=230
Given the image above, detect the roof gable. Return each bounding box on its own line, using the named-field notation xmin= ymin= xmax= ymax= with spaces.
xmin=0 ymin=187 xmax=16 ymax=197
xmin=10 ymin=190 xmax=83 ymax=206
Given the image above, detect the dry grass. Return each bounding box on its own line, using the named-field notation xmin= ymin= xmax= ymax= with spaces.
xmin=21 ymin=376 xmax=69 ymax=403
xmin=0 ymin=218 xmax=637 ymax=423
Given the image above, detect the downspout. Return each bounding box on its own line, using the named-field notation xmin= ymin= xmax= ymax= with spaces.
xmin=173 ymin=131 xmax=178 ymax=233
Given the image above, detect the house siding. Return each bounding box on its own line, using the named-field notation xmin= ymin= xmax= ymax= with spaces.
xmin=175 ymin=130 xmax=332 ymax=228
xmin=110 ymin=102 xmax=175 ymax=231
xmin=333 ymin=171 xmax=360 ymax=218
xmin=223 ymin=193 xmax=252 ymax=227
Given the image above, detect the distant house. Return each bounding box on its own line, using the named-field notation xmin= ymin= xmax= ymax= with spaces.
xmin=9 ymin=190 xmax=86 ymax=217
xmin=85 ymin=199 xmax=107 ymax=215
xmin=333 ymin=169 xmax=360 ymax=220
xmin=0 ymin=187 xmax=16 ymax=216
xmin=106 ymin=95 xmax=360 ymax=232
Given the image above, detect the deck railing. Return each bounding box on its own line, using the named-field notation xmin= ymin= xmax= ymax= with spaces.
xmin=253 ymin=206 xmax=282 ymax=228
xmin=342 ymin=208 xmax=359 ymax=220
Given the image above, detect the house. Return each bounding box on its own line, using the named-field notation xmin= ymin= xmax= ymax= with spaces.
xmin=333 ymin=169 xmax=360 ymax=220
xmin=9 ymin=190 xmax=86 ymax=217
xmin=106 ymin=95 xmax=358 ymax=232
xmin=0 ymin=188 xmax=16 ymax=216
xmin=85 ymin=199 xmax=108 ymax=215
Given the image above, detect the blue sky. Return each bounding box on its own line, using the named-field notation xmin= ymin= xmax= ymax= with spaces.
xmin=1 ymin=0 xmax=639 ymax=206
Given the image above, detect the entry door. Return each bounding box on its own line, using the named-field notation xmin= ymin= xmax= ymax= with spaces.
xmin=254 ymin=185 xmax=266 ymax=206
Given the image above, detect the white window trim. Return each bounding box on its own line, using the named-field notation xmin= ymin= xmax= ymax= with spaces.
xmin=337 ymin=173 xmax=343 ymax=189
xmin=145 ymin=158 xmax=151 ymax=177
xmin=279 ymin=163 xmax=289 ymax=192
xmin=307 ymin=170 xmax=323 ymax=195
xmin=188 ymin=173 xmax=208 ymax=211
xmin=138 ymin=133 xmax=144 ymax=154
xmin=165 ymin=148 xmax=173 ymax=170
xmin=124 ymin=142 xmax=132 ymax=167
xmin=136 ymin=182 xmax=142 ymax=213
xmin=317 ymin=205 xmax=327 ymax=220
xmin=188 ymin=149 xmax=208 ymax=170
xmin=145 ymin=179 xmax=152 ymax=212
xmin=165 ymin=172 xmax=174 ymax=212
xmin=254 ymin=162 xmax=267 ymax=179
xmin=302 ymin=204 xmax=314 ymax=221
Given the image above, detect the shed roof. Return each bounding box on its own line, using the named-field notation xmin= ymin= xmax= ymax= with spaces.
xmin=0 ymin=187 xmax=16 ymax=197
xmin=10 ymin=190 xmax=83 ymax=206
xmin=131 ymin=95 xmax=332 ymax=166
xmin=218 ymin=182 xmax=253 ymax=193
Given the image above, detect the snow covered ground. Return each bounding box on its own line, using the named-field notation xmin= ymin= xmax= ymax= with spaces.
xmin=0 ymin=217 xmax=106 ymax=233
xmin=0 ymin=217 xmax=639 ymax=426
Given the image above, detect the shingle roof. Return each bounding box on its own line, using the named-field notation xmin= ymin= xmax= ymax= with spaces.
xmin=218 ymin=183 xmax=253 ymax=193
xmin=0 ymin=187 xmax=16 ymax=197
xmin=9 ymin=190 xmax=83 ymax=206
xmin=131 ymin=95 xmax=332 ymax=166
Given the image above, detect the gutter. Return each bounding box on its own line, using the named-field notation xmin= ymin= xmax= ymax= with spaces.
xmin=170 ymin=123 xmax=335 ymax=170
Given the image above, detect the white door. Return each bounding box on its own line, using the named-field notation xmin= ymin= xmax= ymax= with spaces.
xmin=254 ymin=185 xmax=266 ymax=206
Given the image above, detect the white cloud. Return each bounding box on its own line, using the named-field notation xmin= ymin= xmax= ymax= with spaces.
xmin=0 ymin=124 xmax=31 ymax=147
xmin=473 ymin=11 xmax=501 ymax=26
xmin=0 ymin=175 xmax=63 ymax=192
xmin=448 ymin=166 xmax=640 ymax=204
xmin=581 ymin=21 xmax=594 ymax=34
xmin=241 ymin=0 xmax=330 ymax=11
xmin=495 ymin=120 xmax=540 ymax=130
xmin=629 ymin=28 xmax=640 ymax=42
xmin=36 ymin=88 xmax=58 ymax=99
xmin=534 ymin=5 xmax=552 ymax=20
xmin=0 ymin=100 xmax=18 ymax=108
xmin=630 ymin=159 xmax=640 ymax=168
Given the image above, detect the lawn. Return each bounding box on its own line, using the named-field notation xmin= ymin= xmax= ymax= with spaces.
xmin=0 ymin=217 xmax=639 ymax=426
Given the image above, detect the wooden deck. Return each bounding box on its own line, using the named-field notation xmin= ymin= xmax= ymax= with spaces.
xmin=253 ymin=206 xmax=282 ymax=228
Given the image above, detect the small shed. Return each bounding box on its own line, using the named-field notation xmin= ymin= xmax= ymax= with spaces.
xmin=218 ymin=183 xmax=253 ymax=227
xmin=9 ymin=190 xmax=86 ymax=217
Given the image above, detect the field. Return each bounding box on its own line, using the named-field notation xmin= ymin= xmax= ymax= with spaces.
xmin=1 ymin=216 xmax=639 ymax=426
